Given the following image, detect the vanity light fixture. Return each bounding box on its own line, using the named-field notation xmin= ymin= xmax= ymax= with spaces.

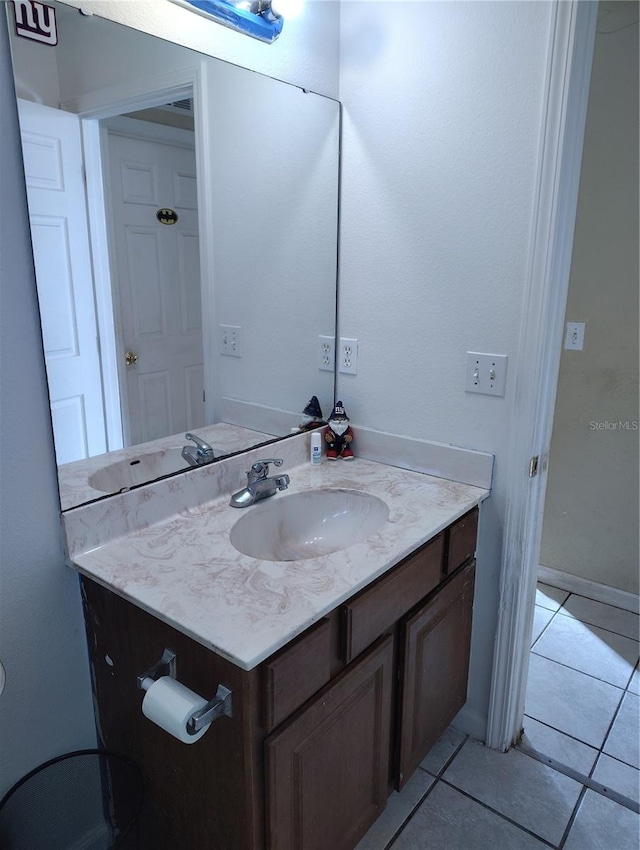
xmin=171 ymin=0 xmax=303 ymax=43
xmin=258 ymin=0 xmax=304 ymax=20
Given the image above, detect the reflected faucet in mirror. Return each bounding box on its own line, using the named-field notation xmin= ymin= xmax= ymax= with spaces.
xmin=182 ymin=433 xmax=215 ymax=467
xmin=8 ymin=0 xmax=339 ymax=509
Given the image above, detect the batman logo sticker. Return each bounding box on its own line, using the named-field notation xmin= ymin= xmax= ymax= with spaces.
xmin=156 ymin=208 xmax=178 ymax=225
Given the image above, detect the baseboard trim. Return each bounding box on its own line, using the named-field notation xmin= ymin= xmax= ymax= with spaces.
xmin=538 ymin=565 xmax=639 ymax=614
xmin=452 ymin=705 xmax=487 ymax=745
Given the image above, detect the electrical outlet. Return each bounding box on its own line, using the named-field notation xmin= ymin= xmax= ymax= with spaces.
xmin=465 ymin=352 xmax=507 ymax=397
xmin=339 ymin=338 xmax=358 ymax=375
xmin=318 ymin=335 xmax=335 ymax=371
xmin=219 ymin=324 xmax=242 ymax=357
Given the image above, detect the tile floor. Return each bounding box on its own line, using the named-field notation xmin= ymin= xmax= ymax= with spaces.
xmin=355 ymin=582 xmax=640 ymax=850
xmin=523 ymin=584 xmax=639 ymax=803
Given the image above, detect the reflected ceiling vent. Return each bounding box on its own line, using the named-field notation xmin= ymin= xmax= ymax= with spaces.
xmin=158 ymin=99 xmax=194 ymax=117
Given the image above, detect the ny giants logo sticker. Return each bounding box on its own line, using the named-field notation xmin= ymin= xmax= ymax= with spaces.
xmin=13 ymin=0 xmax=58 ymax=46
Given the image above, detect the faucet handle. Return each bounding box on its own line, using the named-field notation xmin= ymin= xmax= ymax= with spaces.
xmin=185 ymin=432 xmax=210 ymax=451
xmin=249 ymin=458 xmax=283 ymax=479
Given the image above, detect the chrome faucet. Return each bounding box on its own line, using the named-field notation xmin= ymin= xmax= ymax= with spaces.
xmin=230 ymin=459 xmax=290 ymax=508
xmin=182 ymin=433 xmax=215 ymax=467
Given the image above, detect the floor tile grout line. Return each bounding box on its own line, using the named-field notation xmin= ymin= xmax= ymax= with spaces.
xmin=534 ymin=608 xmax=640 ymax=651
xmin=552 ymin=586 xmax=640 ymax=619
xmin=522 ymin=713 xmax=600 ymax=753
xmin=572 ymin=595 xmax=640 ymax=617
xmin=622 ymin=664 xmax=639 ymax=691
xmin=589 ymin=686 xmax=633 ymax=780
xmin=557 ymin=785 xmax=587 ymax=850
xmin=553 ymin=609 xmax=640 ymax=642
xmin=516 ymin=740 xmax=640 ymax=815
xmin=531 ymin=605 xmax=561 ymax=651
xmin=538 ymin=587 xmax=640 ymax=648
xmin=540 ymin=584 xmax=638 ymax=618
xmin=386 ymin=736 xmax=470 ymax=849
xmin=424 ymin=732 xmax=470 ymax=779
xmin=595 ymin=749 xmax=640 ymax=773
xmin=383 ymin=776 xmax=441 ymax=850
xmin=535 ymin=603 xmax=567 ymax=615
xmin=530 ymin=648 xmax=632 ymax=689
xmin=437 ymin=777 xmax=560 ymax=848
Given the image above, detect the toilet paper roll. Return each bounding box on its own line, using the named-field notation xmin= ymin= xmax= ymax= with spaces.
xmin=142 ymin=676 xmax=211 ymax=744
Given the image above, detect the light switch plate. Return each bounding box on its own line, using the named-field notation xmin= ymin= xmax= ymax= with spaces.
xmin=564 ymin=322 xmax=585 ymax=350
xmin=465 ymin=352 xmax=508 ymax=397
xmin=219 ymin=324 xmax=242 ymax=357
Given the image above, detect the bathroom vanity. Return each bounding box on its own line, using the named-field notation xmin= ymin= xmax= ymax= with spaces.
xmin=71 ymin=449 xmax=483 ymax=850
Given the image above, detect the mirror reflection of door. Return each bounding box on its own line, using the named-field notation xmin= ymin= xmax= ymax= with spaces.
xmin=17 ymin=99 xmax=108 ymax=465
xmin=103 ymin=115 xmax=204 ymax=446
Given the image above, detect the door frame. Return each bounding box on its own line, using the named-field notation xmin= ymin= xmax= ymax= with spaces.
xmin=64 ymin=63 xmax=215 ymax=450
xmin=485 ymin=0 xmax=598 ymax=750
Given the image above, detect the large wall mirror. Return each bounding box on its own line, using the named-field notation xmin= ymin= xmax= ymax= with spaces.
xmin=8 ymin=1 xmax=339 ymax=510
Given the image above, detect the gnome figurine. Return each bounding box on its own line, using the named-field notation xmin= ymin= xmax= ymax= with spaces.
xmin=323 ymin=401 xmax=355 ymax=461
xmin=299 ymin=395 xmax=326 ymax=431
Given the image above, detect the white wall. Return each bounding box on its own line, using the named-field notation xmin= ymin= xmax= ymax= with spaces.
xmin=208 ymin=60 xmax=338 ymax=419
xmin=338 ymin=1 xmax=555 ymax=736
xmin=0 ymin=15 xmax=97 ymax=797
xmin=540 ymin=7 xmax=639 ymax=595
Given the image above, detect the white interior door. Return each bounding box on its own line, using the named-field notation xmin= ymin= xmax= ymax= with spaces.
xmin=18 ymin=99 xmax=107 ymax=465
xmin=105 ymin=118 xmax=203 ymax=446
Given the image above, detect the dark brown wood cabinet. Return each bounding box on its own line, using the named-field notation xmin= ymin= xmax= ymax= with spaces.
xmin=266 ymin=635 xmax=394 ymax=850
xmin=81 ymin=506 xmax=479 ymax=850
xmin=397 ymin=560 xmax=475 ymax=788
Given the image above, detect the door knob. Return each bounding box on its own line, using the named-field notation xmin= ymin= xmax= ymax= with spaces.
xmin=125 ymin=351 xmax=139 ymax=366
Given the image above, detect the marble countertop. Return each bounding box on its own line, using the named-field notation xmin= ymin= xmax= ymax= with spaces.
xmin=70 ymin=457 xmax=489 ymax=671
xmin=58 ymin=422 xmax=274 ymax=510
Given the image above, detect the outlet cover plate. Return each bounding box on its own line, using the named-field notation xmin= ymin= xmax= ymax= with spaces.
xmin=465 ymin=352 xmax=508 ymax=397
xmin=339 ymin=337 xmax=358 ymax=375
xmin=318 ymin=335 xmax=335 ymax=371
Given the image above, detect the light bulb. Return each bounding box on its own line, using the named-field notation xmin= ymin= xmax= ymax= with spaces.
xmin=270 ymin=0 xmax=304 ymax=19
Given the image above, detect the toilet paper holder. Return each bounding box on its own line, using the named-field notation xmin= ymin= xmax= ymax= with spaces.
xmin=137 ymin=648 xmax=233 ymax=735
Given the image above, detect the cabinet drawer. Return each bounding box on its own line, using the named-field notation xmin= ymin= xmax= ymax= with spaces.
xmin=342 ymin=534 xmax=444 ymax=663
xmin=264 ymin=618 xmax=331 ymax=730
xmin=445 ymin=507 xmax=478 ymax=575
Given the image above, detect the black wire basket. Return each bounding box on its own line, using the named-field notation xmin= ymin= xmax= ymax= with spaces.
xmin=0 ymin=749 xmax=143 ymax=850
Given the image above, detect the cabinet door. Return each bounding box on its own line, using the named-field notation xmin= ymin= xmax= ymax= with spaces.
xmin=265 ymin=634 xmax=394 ymax=850
xmin=397 ymin=562 xmax=475 ymax=789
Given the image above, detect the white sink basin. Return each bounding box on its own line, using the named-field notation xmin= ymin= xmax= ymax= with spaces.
xmin=229 ymin=489 xmax=389 ymax=561
xmin=88 ymin=448 xmax=191 ymax=493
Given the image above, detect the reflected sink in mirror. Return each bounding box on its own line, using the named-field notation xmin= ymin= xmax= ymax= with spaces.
xmin=88 ymin=449 xmax=193 ymax=494
xmin=230 ymin=490 xmax=389 ymax=561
